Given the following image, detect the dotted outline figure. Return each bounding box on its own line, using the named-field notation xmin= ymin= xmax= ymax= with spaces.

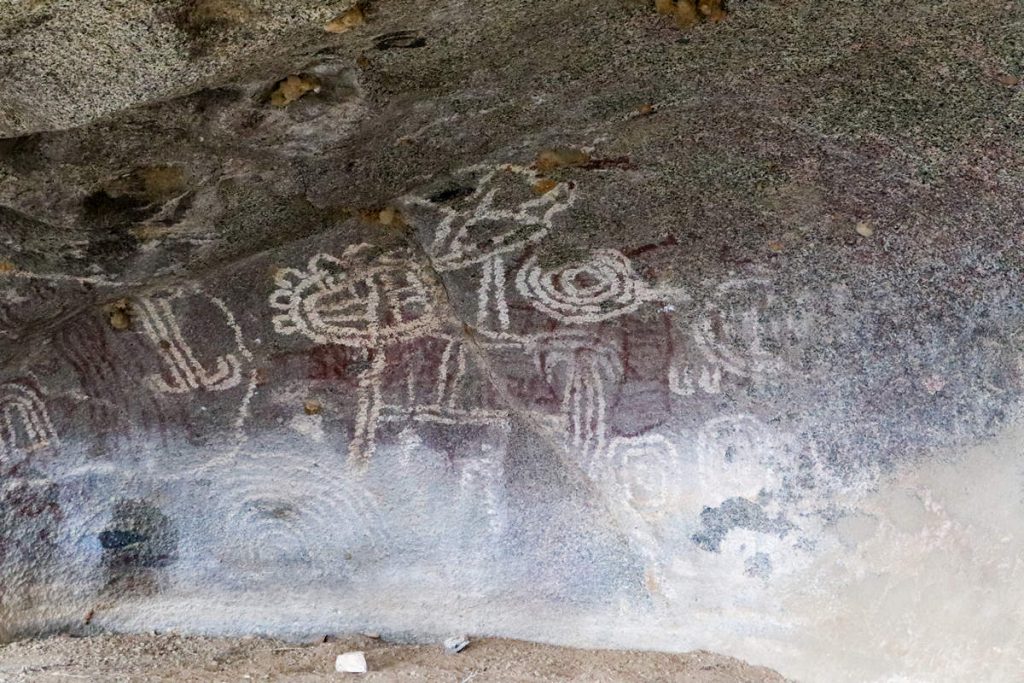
xmin=132 ymin=287 xmax=258 ymax=459
xmin=605 ymin=434 xmax=680 ymax=514
xmin=269 ymin=246 xmax=441 ymax=463
xmin=0 ymin=379 xmax=58 ymax=459
xmin=534 ymin=330 xmax=624 ymax=473
xmin=668 ymin=363 xmax=722 ymax=396
xmin=581 ymin=433 xmax=682 ymax=602
xmin=404 ymin=163 xmax=577 ymax=273
xmin=136 ymin=292 xmax=246 ymax=394
xmin=377 ymin=336 xmax=510 ymax=429
xmin=403 ymin=163 xmax=577 ymax=337
xmin=691 ymin=278 xmax=808 ymax=381
xmin=270 ymin=248 xmax=438 ymax=348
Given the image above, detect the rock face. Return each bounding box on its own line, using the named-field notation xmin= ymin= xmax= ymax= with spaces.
xmin=1 ymin=1 xmax=1023 ymax=681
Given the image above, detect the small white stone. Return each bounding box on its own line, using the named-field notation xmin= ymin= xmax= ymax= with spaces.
xmin=444 ymin=635 xmax=470 ymax=654
xmin=855 ymin=221 xmax=874 ymax=237
xmin=335 ymin=651 xmax=367 ymax=674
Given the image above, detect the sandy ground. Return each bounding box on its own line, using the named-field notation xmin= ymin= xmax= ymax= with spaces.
xmin=0 ymin=633 xmax=787 ymax=682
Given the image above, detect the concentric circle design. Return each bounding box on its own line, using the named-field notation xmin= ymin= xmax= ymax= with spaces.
xmin=606 ymin=434 xmax=680 ymax=513
xmin=515 ymin=250 xmax=650 ymax=324
xmin=198 ymin=456 xmax=389 ymax=579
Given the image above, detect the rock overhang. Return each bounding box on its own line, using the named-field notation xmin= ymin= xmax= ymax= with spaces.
xmin=1 ymin=1 xmax=1023 ymax=681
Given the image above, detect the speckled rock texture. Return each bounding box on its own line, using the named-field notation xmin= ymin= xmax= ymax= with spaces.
xmin=1 ymin=1 xmax=1023 ymax=681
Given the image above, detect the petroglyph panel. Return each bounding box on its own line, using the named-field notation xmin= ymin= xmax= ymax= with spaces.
xmin=5 ymin=125 xmax=1024 ymax=683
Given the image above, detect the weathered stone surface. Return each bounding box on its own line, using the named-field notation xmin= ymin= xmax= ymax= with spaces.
xmin=2 ymin=1 xmax=1023 ymax=681
xmin=0 ymin=0 xmax=362 ymax=137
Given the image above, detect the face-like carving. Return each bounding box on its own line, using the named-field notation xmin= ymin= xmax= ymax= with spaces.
xmin=270 ymin=250 xmax=439 ymax=348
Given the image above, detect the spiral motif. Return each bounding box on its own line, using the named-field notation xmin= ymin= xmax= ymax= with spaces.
xmin=515 ymin=249 xmax=650 ymax=324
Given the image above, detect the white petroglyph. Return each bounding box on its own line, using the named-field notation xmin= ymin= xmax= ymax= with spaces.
xmin=605 ymin=434 xmax=680 ymax=513
xmin=696 ymin=415 xmax=787 ymax=504
xmin=130 ymin=288 xmax=258 ymax=462
xmin=270 ymin=249 xmax=444 ymax=462
xmin=208 ymin=295 xmax=260 ymax=455
xmin=403 ymin=163 xmax=577 ymax=344
xmin=457 ymin=443 xmax=507 ymax=537
xmin=209 ymin=458 xmax=389 ymax=576
xmin=137 ymin=293 xmax=244 ymax=394
xmin=668 ymin=363 xmax=722 ymax=396
xmin=349 ymin=348 xmax=386 ymax=462
xmin=515 ymin=249 xmax=668 ymax=325
xmin=269 ymin=251 xmax=439 ymax=348
xmin=269 ymin=233 xmax=533 ymax=464
xmin=477 ymin=255 xmax=511 ymax=331
xmin=692 ymin=278 xmax=811 ymax=381
xmin=403 ymin=163 xmax=577 ymax=273
xmin=0 ymin=379 xmax=58 ymax=458
xmin=379 ymin=337 xmax=510 ymax=429
xmin=534 ymin=330 xmax=624 ymax=474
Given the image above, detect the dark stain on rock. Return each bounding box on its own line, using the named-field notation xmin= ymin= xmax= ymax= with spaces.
xmin=7 ymin=10 xmax=54 ymax=36
xmin=691 ymin=497 xmax=792 ymax=553
xmin=179 ymin=0 xmax=251 ymax=29
xmin=373 ymin=31 xmax=426 ymax=50
xmin=81 ymin=190 xmax=147 ymax=263
xmin=0 ymin=134 xmax=43 ymax=175
xmin=82 ymin=166 xmax=191 ymax=262
xmin=98 ymin=529 xmax=149 ymax=549
xmin=99 ymin=499 xmax=178 ymax=596
xmin=248 ymin=499 xmax=296 ymax=521
xmin=428 ymin=185 xmax=476 ymax=203
xmin=744 ymin=552 xmax=772 ymax=579
xmin=580 ymin=155 xmax=635 ymax=171
xmin=170 ymin=0 xmax=252 ymax=56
